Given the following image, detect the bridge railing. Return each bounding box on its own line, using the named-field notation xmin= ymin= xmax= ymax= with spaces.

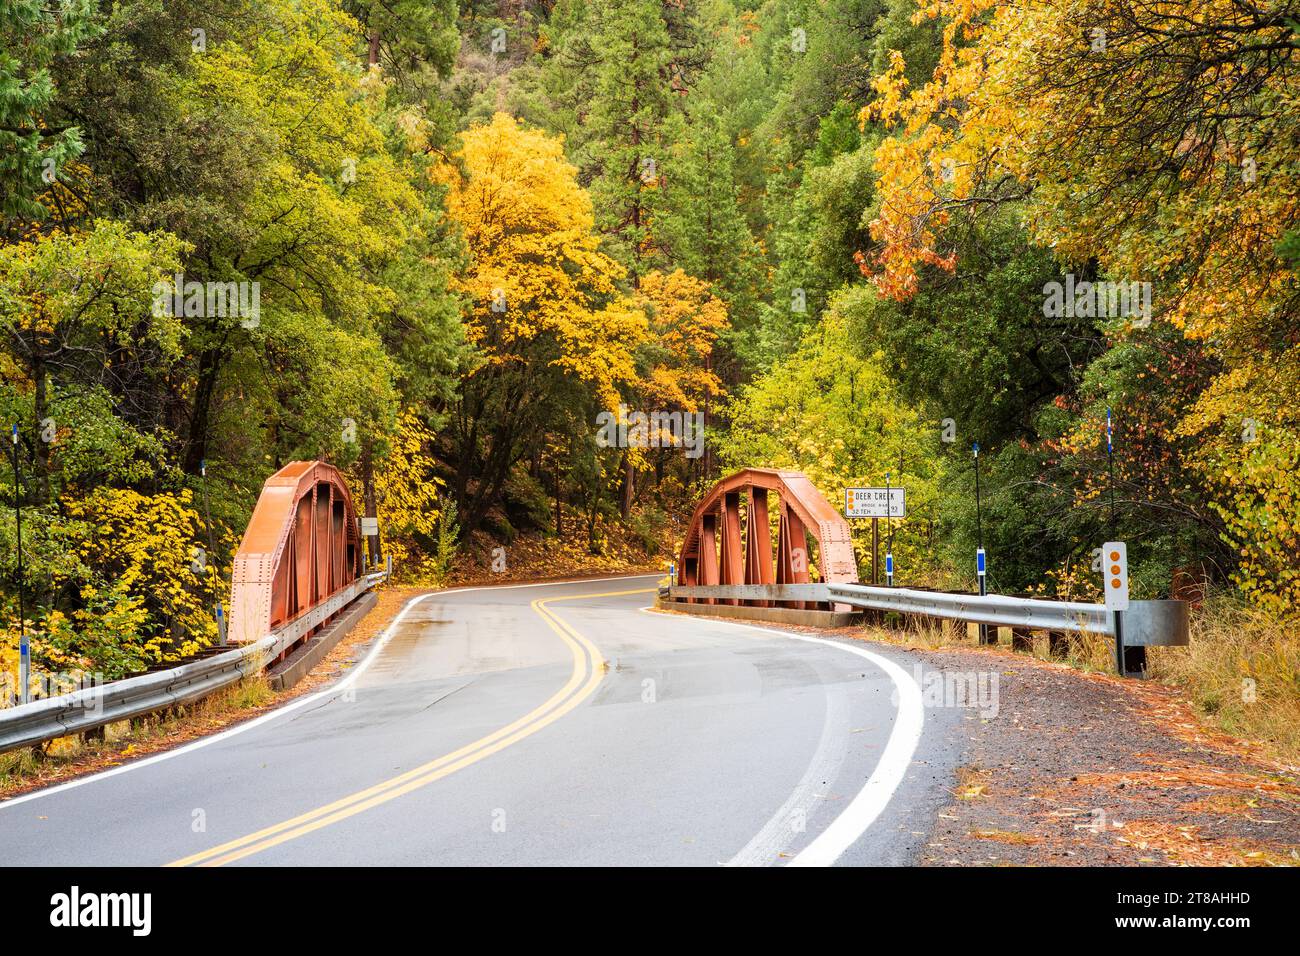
xmin=0 ymin=572 xmax=385 ymax=755
xmin=660 ymin=582 xmax=1188 ymax=650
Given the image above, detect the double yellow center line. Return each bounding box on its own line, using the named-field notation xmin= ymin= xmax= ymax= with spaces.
xmin=167 ymin=587 xmax=648 ymax=867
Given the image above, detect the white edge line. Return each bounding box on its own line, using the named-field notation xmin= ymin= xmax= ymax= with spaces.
xmin=0 ymin=574 xmax=662 ymax=811
xmin=638 ymin=606 xmax=925 ymax=867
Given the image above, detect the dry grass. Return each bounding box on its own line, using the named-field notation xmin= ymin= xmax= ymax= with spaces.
xmin=1148 ymin=596 xmax=1300 ymax=764
xmin=877 ymin=612 xmax=1118 ymax=673
xmin=954 ymin=765 xmax=992 ymax=800
xmin=1115 ymin=820 xmax=1297 ymax=866
xmin=1056 ymin=630 xmax=1116 ymax=673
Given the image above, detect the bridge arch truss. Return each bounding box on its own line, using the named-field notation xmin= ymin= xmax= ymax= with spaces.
xmin=678 ymin=469 xmax=856 ymax=606
xmin=228 ymin=461 xmax=365 ymax=647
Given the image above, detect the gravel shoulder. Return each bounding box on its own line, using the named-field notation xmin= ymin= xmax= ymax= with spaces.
xmin=906 ymin=642 xmax=1300 ymax=866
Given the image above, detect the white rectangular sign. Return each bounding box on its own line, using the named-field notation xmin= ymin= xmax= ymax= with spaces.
xmin=1102 ymin=540 xmax=1129 ymax=611
xmin=845 ymin=487 xmax=906 ymax=519
xmin=359 ymin=516 xmax=379 ymax=536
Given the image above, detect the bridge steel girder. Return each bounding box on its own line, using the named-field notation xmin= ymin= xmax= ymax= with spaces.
xmin=776 ymin=502 xmax=813 ymax=609
xmin=694 ymin=513 xmax=720 ymax=604
xmin=744 ymin=488 xmax=775 ymax=606
xmin=229 ymin=460 xmax=364 ymax=648
xmin=678 ymin=468 xmax=857 ymax=609
xmin=718 ymin=491 xmax=745 ymax=605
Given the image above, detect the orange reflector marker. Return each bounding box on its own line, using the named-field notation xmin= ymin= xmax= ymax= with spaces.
xmin=1103 ymin=541 xmax=1129 ymax=611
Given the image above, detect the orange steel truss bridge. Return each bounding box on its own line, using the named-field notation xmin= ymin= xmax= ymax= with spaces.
xmin=677 ymin=468 xmax=858 ymax=608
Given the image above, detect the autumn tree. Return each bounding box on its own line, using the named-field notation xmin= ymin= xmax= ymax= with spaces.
xmin=635 ymin=268 xmax=728 ymax=485
xmin=863 ymin=0 xmax=1300 ymax=609
xmin=0 ymin=222 xmax=185 ymax=504
xmin=2 ymin=0 xmax=466 ymax=675
xmin=437 ymin=113 xmax=646 ymax=533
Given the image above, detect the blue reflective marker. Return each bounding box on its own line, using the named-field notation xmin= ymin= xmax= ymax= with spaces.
xmin=885 ymin=553 xmax=894 ymax=575
xmin=976 ymin=547 xmax=986 ymax=576
xmin=10 ymin=423 xmax=16 ymax=444
xmin=1106 ymin=408 xmax=1113 ymax=453
xmin=972 ymin=441 xmax=979 ymax=457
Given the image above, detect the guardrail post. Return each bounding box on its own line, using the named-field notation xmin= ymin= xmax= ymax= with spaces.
xmin=1121 ymin=644 xmax=1146 ymax=677
xmin=1010 ymin=627 xmax=1032 ymax=652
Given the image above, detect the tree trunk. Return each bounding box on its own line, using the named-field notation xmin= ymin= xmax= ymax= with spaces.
xmin=554 ymin=470 xmax=563 ymax=537
xmin=184 ymin=348 xmax=222 ymax=476
xmin=619 ymin=452 xmax=634 ymax=518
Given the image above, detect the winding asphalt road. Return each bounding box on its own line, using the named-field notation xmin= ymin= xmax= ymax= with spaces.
xmin=0 ymin=574 xmax=964 ymax=866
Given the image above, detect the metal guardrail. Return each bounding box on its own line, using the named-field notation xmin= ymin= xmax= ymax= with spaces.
xmin=827 ymin=583 xmax=1113 ymax=634
xmin=661 ymin=582 xmax=1189 ymax=648
xmin=0 ymin=573 xmax=384 ymax=755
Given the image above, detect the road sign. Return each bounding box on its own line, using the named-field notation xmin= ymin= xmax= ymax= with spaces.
xmin=845 ymin=487 xmax=905 ymax=519
xmin=360 ymin=516 xmax=379 ymax=536
xmin=1103 ymin=541 xmax=1129 ymax=611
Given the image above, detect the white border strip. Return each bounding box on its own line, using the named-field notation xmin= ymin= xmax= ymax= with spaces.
xmin=0 ymin=574 xmax=661 ymax=811
xmin=640 ymin=607 xmax=925 ymax=867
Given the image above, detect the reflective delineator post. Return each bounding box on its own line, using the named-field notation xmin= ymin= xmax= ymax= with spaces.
xmin=974 ymin=441 xmax=992 ymax=644
xmin=885 ymin=472 xmax=894 ymax=586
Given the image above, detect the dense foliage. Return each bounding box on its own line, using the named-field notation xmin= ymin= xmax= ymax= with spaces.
xmin=3 ymin=0 xmax=1296 ymax=690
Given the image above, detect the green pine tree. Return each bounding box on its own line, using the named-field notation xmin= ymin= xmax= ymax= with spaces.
xmin=585 ymin=0 xmax=680 ymax=285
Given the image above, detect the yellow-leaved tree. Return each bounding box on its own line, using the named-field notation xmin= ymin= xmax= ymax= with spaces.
xmin=436 ymin=113 xmax=647 ymax=534
xmin=628 ymin=268 xmax=729 ymax=492
xmin=53 ymin=489 xmax=219 ymax=676
xmin=864 ymin=0 xmax=1300 ymax=612
xmin=638 ymin=269 xmax=727 ymax=413
xmin=362 ymin=409 xmax=445 ymax=581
